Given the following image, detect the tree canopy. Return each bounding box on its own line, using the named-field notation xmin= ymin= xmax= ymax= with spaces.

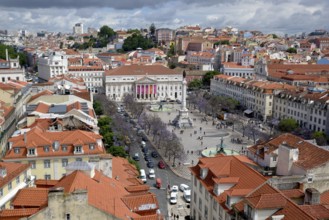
xmin=278 ymin=118 xmax=298 ymax=132
xmin=0 ymin=44 xmax=27 ymax=66
xmin=122 ymin=33 xmax=154 ymax=51
xmin=286 ymin=47 xmax=297 ymax=54
xmin=188 ymin=79 xmax=202 ymax=90
xmin=214 ymin=40 xmax=230 ymax=46
xmin=149 ymin=23 xmax=156 ymax=36
xmin=202 ymin=71 xmax=221 ymax=87
xmin=98 ymin=25 xmax=116 ymax=39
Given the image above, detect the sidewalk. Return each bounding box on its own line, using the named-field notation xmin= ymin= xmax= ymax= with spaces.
xmin=147 ymin=104 xmax=254 ymax=180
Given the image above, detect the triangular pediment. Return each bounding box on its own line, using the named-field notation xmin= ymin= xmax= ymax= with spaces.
xmin=135 ymin=76 xmax=157 ymax=84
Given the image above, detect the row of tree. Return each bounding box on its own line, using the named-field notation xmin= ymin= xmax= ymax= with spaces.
xmin=123 ymin=94 xmax=185 ymax=165
xmin=188 ymin=71 xmax=221 ymax=89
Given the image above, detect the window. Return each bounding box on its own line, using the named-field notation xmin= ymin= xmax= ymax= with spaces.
xmin=76 ymin=158 xmax=82 ymax=162
xmin=28 ymin=148 xmax=36 ymax=155
xmin=204 ymin=205 xmax=208 ymax=219
xmin=0 ymin=188 xmax=2 ymax=197
xmin=226 ymin=195 xmax=231 ymax=207
xmin=213 ymin=199 xmax=217 ymax=211
xmin=89 ymin=144 xmax=95 ymax=150
xmin=199 ymin=181 xmax=202 ymax=193
xmin=8 ymin=182 xmax=12 ymax=190
xmin=45 ymin=174 xmax=51 ymax=180
xmin=44 ymin=160 xmax=51 ymax=168
xmin=44 ymin=146 xmax=49 ymax=152
xmin=29 ymin=161 xmax=36 ymax=169
xmin=194 ymin=192 xmax=197 ymax=203
xmin=14 ymin=148 xmax=20 ymax=154
xmin=16 ymin=176 xmax=20 ymax=184
xmin=75 ymin=146 xmax=82 ymax=153
xmin=273 ymin=156 xmax=277 ymax=162
xmin=66 ymin=213 xmax=71 ymax=220
xmin=199 ymin=198 xmax=202 ymax=211
xmin=62 ymin=159 xmax=68 ymax=167
xmin=194 ymin=176 xmax=197 ymax=186
xmin=62 ymin=145 xmax=67 ymax=151
xmin=205 ymin=190 xmax=209 ymax=201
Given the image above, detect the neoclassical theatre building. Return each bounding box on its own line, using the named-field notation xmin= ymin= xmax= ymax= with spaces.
xmin=105 ymin=65 xmax=183 ymax=102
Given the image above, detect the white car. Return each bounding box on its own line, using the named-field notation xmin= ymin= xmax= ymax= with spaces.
xmin=179 ymin=183 xmax=189 ymax=192
xmin=171 ymin=185 xmax=178 ymax=193
xmin=183 ymin=190 xmax=191 ymax=203
xmin=170 ymin=192 xmax=178 ymax=204
xmin=149 ymin=169 xmax=155 ymax=179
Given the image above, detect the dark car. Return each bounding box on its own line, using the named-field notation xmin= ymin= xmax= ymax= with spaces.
xmin=147 ymin=161 xmax=155 ymax=168
xmin=142 ymin=136 xmax=148 ymax=142
xmin=158 ymin=160 xmax=166 ymax=169
xmin=151 ymin=151 xmax=158 ymax=158
xmin=144 ymin=155 xmax=150 ymax=162
xmin=133 ymin=155 xmax=140 ymax=161
xmin=142 ymin=147 xmax=148 ymax=153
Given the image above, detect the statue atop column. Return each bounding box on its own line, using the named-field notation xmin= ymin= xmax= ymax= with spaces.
xmin=172 ymin=70 xmax=193 ymax=128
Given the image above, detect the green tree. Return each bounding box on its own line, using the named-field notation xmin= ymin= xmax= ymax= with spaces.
xmin=122 ymin=33 xmax=154 ymax=51
xmin=68 ymin=36 xmax=74 ymax=40
xmin=98 ymin=25 xmax=116 ymax=39
xmin=312 ymin=131 xmax=328 ymax=146
xmin=286 ymin=47 xmax=297 ymax=53
xmin=272 ymin=34 xmax=278 ymax=39
xmin=149 ymin=23 xmax=156 ymax=36
xmin=107 ymin=146 xmax=127 ymax=157
xmin=202 ymin=71 xmax=221 ymax=87
xmin=98 ymin=116 xmax=112 ymax=127
xmin=93 ymin=100 xmax=103 ymax=115
xmin=278 ymin=118 xmax=298 ymax=132
xmin=0 ymin=44 xmax=27 ymax=66
xmin=167 ymin=44 xmax=175 ymax=57
xmin=188 ymin=79 xmax=202 ymax=90
xmin=127 ymin=29 xmax=141 ymax=34
xmin=103 ymin=132 xmax=114 ymax=146
xmin=214 ymin=40 xmax=230 ymax=46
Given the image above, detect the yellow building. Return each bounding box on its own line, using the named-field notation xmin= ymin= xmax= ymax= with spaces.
xmin=0 ymin=162 xmax=33 ymax=209
xmin=2 ymin=128 xmax=105 ymax=180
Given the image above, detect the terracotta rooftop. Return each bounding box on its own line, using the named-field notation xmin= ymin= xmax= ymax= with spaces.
xmin=248 ymin=133 xmax=329 ymax=170
xmin=4 ymin=128 xmax=104 ymax=159
xmin=105 ymin=64 xmax=180 ymax=76
xmin=246 ymin=193 xmax=287 ymax=209
xmin=11 ymin=188 xmax=49 ymax=208
xmin=0 ymin=162 xmax=30 ymax=189
xmin=0 ymin=208 xmax=40 ymax=219
xmin=300 ymin=205 xmax=329 ymax=219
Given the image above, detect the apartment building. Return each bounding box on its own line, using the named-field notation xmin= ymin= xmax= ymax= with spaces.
xmin=105 ymin=65 xmax=182 ymax=102
xmin=211 ymin=75 xmax=294 ymax=121
xmin=221 ymin=62 xmax=254 ymax=78
xmin=186 ymin=51 xmax=215 ymax=71
xmin=0 ymin=52 xmax=25 ymax=83
xmin=273 ymin=90 xmax=329 ymax=133
xmin=0 ymin=162 xmax=34 ymax=210
xmin=38 ymin=51 xmax=68 ymax=80
xmin=155 ymin=28 xmax=174 ymax=45
xmin=0 ymin=101 xmax=15 ymax=156
xmin=2 ymin=128 xmax=105 ymax=180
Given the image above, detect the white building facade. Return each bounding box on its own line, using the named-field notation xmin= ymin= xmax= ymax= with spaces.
xmin=105 ymin=65 xmax=183 ymax=102
xmin=38 ymin=51 xmax=68 ymax=80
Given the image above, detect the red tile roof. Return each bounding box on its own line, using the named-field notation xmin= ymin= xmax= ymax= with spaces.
xmin=246 ymin=193 xmax=287 ymax=209
xmin=4 ymin=128 xmax=104 ymax=159
xmin=248 ymin=133 xmax=329 ymax=170
xmin=0 ymin=162 xmax=30 ymax=189
xmin=11 ymin=188 xmax=49 ymax=208
xmin=105 ymin=64 xmax=180 ymax=76
xmin=0 ymin=208 xmax=40 ymax=219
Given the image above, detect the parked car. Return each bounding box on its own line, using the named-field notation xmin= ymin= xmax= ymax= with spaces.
xmin=142 ymin=147 xmax=148 ymax=153
xmin=132 ymin=153 xmax=140 ymax=161
xmin=170 ymin=192 xmax=178 ymax=204
xmin=144 ymin=155 xmax=150 ymax=162
xmin=179 ymin=184 xmax=189 ymax=192
xmin=140 ymin=169 xmax=147 ymax=183
xmin=156 ymin=178 xmax=162 ymax=189
xmin=151 ymin=151 xmax=158 ymax=158
xmin=147 ymin=161 xmax=155 ymax=168
xmin=158 ymin=161 xmax=166 ymax=169
xmin=142 ymin=136 xmax=148 ymax=142
xmin=149 ymin=169 xmax=155 ymax=179
xmin=171 ymin=185 xmax=178 ymax=193
xmin=183 ymin=190 xmax=191 ymax=203
xmin=141 ymin=141 xmax=146 ymax=147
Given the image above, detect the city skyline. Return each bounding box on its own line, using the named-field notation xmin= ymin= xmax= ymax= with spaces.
xmin=0 ymin=0 xmax=328 ymax=35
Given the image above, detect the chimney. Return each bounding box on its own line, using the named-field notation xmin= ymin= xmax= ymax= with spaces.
xmin=304 ymin=188 xmax=320 ymax=205
xmin=5 ymin=49 xmax=9 ymax=61
xmin=24 ymin=132 xmax=27 ymax=145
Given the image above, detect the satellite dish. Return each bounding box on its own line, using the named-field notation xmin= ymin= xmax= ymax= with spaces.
xmin=57 ymin=85 xmax=62 ymax=90
xmin=64 ymin=85 xmax=71 ymax=90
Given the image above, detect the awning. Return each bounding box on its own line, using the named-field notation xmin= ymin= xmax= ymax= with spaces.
xmin=244 ymin=109 xmax=254 ymax=114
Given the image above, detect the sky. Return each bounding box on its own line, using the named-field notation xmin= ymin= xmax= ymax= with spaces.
xmin=0 ymin=0 xmax=328 ymax=35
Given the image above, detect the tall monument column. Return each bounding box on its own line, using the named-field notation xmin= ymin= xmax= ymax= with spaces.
xmin=172 ymin=70 xmax=193 ymax=128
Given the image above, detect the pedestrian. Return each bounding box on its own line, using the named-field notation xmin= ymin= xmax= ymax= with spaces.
xmin=179 ymin=162 xmax=181 ymax=166
xmin=204 ymin=131 xmax=206 ymax=135
xmin=200 ymin=127 xmax=202 ymax=131
xmin=191 ymin=150 xmax=193 ymax=154
xmin=201 ymin=141 xmax=203 ymax=146
xmin=192 ymin=160 xmax=194 ymax=164
xmin=190 ymin=133 xmax=192 ymax=137
xmin=187 ymin=150 xmax=189 ymax=154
